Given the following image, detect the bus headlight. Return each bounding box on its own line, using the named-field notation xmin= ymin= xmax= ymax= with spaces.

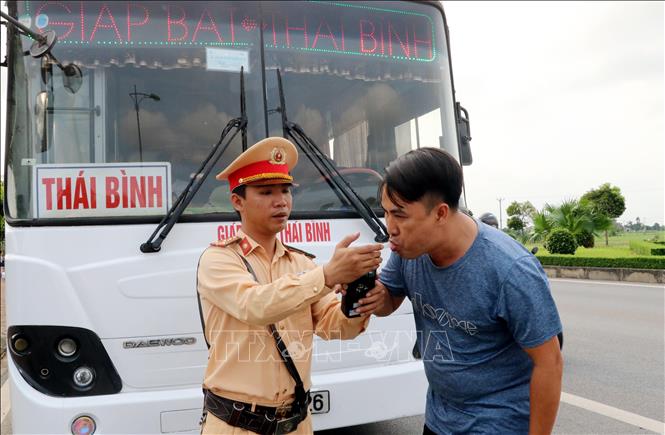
xmin=58 ymin=338 xmax=78 ymax=357
xmin=71 ymin=415 xmax=96 ymax=435
xmin=8 ymin=325 xmax=122 ymax=396
xmin=11 ymin=334 xmax=30 ymax=354
xmin=73 ymin=367 xmax=95 ymax=388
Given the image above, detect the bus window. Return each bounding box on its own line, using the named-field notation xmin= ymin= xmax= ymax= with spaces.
xmin=263 ymin=1 xmax=458 ymax=214
xmin=5 ymin=0 xmax=458 ymax=222
xmin=6 ymin=1 xmax=264 ymax=220
xmin=395 ymin=108 xmax=444 ymax=153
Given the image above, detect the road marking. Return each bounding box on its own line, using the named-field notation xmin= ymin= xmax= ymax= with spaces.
xmin=0 ymin=378 xmax=10 ymax=425
xmin=550 ymin=278 xmax=664 ymax=289
xmin=562 ymin=392 xmax=665 ymax=433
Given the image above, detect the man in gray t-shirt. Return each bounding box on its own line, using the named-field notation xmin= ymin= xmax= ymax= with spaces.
xmin=356 ymin=148 xmax=563 ymax=435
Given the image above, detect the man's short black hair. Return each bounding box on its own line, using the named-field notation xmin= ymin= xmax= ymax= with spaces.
xmin=382 ymin=148 xmax=462 ymax=210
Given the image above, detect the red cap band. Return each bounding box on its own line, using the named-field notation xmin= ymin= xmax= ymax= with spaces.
xmin=228 ymin=160 xmax=292 ymax=191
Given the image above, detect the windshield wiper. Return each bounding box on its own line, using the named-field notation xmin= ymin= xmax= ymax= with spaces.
xmin=140 ymin=68 xmax=248 ymax=253
xmin=271 ymin=69 xmax=389 ymax=243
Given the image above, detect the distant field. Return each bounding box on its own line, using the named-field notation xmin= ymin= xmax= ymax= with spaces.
xmin=594 ymin=230 xmax=665 ymax=248
xmin=530 ymin=231 xmax=665 ymax=258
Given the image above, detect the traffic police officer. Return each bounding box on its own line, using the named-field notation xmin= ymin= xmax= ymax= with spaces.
xmin=197 ymin=137 xmax=384 ymax=434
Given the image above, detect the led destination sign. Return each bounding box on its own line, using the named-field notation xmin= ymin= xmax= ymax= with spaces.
xmin=20 ymin=1 xmax=437 ymax=61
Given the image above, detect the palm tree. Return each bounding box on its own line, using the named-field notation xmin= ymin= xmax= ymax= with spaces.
xmin=528 ymin=199 xmax=616 ymax=249
xmin=529 ymin=209 xmax=553 ymax=243
xmin=546 ymin=199 xmax=595 ymax=236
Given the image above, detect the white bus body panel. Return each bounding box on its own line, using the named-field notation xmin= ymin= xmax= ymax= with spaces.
xmin=6 ymin=221 xmax=427 ymax=432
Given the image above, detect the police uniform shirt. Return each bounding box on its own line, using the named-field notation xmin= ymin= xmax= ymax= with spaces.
xmin=197 ymin=229 xmax=369 ymax=415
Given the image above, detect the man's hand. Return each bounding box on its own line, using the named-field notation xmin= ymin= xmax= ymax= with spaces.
xmin=323 ymin=232 xmax=383 ymax=286
xmin=337 ymin=280 xmax=404 ymax=317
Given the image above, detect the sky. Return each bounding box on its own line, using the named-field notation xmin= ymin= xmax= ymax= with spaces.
xmin=443 ymin=1 xmax=664 ymax=226
xmin=1 ymin=1 xmax=663 ymax=226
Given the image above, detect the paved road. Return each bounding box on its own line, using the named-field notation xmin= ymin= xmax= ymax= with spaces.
xmin=2 ymin=279 xmax=664 ymax=434
xmin=319 ymin=279 xmax=665 ymax=434
xmin=554 ymin=279 xmax=664 ymax=423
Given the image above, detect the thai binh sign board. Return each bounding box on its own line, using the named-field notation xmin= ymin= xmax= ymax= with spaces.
xmin=217 ymin=221 xmax=332 ymax=244
xmin=33 ymin=163 xmax=172 ymax=218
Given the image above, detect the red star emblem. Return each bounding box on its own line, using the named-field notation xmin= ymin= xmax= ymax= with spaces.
xmin=241 ymin=238 xmax=251 ymax=255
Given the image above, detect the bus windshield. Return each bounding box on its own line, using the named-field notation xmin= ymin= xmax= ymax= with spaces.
xmin=5 ymin=0 xmax=458 ymax=222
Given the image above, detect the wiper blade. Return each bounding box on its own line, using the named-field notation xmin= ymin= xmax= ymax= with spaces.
xmin=140 ymin=68 xmax=248 ymax=253
xmin=272 ymin=69 xmax=389 ymax=243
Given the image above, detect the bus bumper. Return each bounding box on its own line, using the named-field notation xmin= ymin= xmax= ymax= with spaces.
xmin=9 ymin=357 xmax=427 ymax=433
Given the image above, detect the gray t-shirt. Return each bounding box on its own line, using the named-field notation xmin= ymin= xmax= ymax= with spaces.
xmin=380 ymin=221 xmax=562 ymax=434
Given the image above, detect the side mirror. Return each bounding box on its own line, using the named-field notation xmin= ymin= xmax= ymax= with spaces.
xmin=42 ymin=58 xmax=83 ymax=94
xmin=35 ymin=91 xmax=51 ymax=152
xmin=62 ymin=63 xmax=83 ymax=94
xmin=456 ymin=102 xmax=472 ymax=166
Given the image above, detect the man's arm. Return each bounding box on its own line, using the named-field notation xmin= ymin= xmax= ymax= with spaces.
xmin=198 ymin=247 xmax=328 ymax=326
xmin=523 ymin=335 xmax=564 ymax=435
xmin=198 ymin=233 xmax=382 ymax=326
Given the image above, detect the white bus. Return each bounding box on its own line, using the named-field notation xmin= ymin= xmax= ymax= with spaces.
xmin=3 ymin=1 xmax=472 ymax=433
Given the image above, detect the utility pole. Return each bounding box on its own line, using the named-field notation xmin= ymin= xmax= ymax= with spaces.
xmin=497 ymin=197 xmax=505 ymax=229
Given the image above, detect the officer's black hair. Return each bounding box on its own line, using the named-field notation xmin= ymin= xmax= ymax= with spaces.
xmin=231 ymin=185 xmax=246 ymax=218
xmin=382 ymin=148 xmax=462 ymax=211
xmin=232 ymin=185 xmax=247 ymax=198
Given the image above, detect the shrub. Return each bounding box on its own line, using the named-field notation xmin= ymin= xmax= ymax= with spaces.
xmin=629 ymin=240 xmax=665 ymax=256
xmin=545 ymin=229 xmax=577 ymax=255
xmin=536 ymin=255 xmax=665 ymax=270
xmin=575 ymin=230 xmax=595 ymax=248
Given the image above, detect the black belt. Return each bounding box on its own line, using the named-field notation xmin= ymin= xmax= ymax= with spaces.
xmin=204 ymin=389 xmax=308 ymax=435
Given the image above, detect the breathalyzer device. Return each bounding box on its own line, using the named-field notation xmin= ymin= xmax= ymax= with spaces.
xmin=341 ymin=270 xmax=376 ymax=318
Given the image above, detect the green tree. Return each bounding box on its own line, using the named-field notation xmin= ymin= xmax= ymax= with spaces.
xmin=581 ymin=183 xmax=626 ymax=245
xmin=507 ymin=216 xmax=525 ymax=231
xmin=506 ymin=201 xmax=536 ymax=230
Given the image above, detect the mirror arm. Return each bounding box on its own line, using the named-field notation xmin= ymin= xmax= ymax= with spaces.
xmin=0 ymin=10 xmax=46 ymax=43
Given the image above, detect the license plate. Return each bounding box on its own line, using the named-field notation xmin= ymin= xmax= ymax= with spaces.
xmin=309 ymin=390 xmax=330 ymax=414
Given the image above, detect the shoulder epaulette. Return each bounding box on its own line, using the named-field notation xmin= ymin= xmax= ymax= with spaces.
xmin=284 ymin=244 xmax=316 ymax=259
xmin=210 ymin=235 xmax=242 ymax=248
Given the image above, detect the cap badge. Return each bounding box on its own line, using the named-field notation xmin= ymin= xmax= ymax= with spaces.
xmin=269 ymin=147 xmax=287 ymax=165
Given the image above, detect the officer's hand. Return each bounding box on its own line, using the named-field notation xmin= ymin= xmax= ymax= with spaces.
xmin=354 ymin=280 xmax=395 ymax=317
xmin=333 ymin=284 xmax=348 ymax=295
xmin=323 ymin=232 xmax=383 ymax=287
